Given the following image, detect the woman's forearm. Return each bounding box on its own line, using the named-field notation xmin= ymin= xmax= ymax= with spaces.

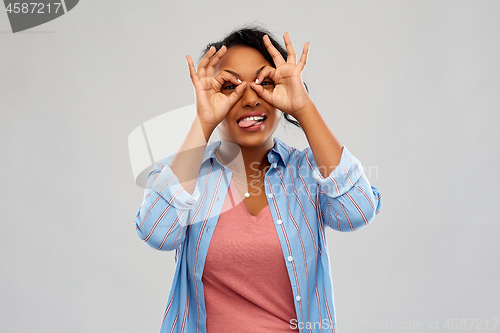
xmin=169 ymin=116 xmax=215 ymax=194
xmin=294 ymin=102 xmax=343 ymax=178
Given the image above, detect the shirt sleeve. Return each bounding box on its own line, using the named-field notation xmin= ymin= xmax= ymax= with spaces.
xmin=135 ymin=156 xmax=200 ymax=251
xmin=306 ymin=146 xmax=382 ymax=231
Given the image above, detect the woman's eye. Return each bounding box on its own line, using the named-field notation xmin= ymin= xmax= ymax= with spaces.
xmin=223 ymin=84 xmax=237 ymax=90
xmin=261 ymin=80 xmax=274 ymax=87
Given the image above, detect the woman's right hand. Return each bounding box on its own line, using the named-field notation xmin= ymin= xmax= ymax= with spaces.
xmin=186 ymin=46 xmax=247 ymax=136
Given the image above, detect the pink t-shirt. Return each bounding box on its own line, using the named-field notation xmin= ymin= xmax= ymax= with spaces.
xmin=202 ymin=179 xmax=299 ymax=332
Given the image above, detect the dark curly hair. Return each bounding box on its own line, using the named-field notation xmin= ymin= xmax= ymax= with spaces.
xmin=201 ymin=26 xmax=306 ymax=129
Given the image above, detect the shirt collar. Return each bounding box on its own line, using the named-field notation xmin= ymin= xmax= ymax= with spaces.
xmin=201 ymin=137 xmax=291 ymax=166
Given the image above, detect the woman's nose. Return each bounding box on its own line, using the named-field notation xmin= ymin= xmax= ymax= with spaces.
xmin=240 ymin=85 xmax=261 ymax=108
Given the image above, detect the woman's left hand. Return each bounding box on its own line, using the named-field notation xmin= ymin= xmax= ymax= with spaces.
xmin=250 ymin=33 xmax=312 ymax=117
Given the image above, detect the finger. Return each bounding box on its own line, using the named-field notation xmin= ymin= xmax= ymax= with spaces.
xmin=214 ymin=71 xmax=242 ymax=89
xmin=297 ymin=42 xmax=310 ymax=72
xmin=227 ymin=81 xmax=247 ymax=106
xmin=198 ymin=46 xmax=216 ymax=77
xmin=254 ymin=66 xmax=276 ymax=86
xmin=283 ymin=32 xmax=297 ymax=64
xmin=207 ymin=45 xmax=227 ymax=78
xmin=249 ymin=82 xmax=273 ymax=105
xmin=186 ymin=55 xmax=200 ymax=85
xmin=263 ymin=35 xmax=285 ymax=67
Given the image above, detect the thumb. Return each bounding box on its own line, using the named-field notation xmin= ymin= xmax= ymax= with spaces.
xmin=227 ymin=81 xmax=247 ymax=107
xmin=250 ymin=82 xmax=273 ymax=105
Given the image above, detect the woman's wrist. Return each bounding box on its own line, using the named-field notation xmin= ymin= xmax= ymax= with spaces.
xmin=197 ymin=118 xmax=217 ymax=142
xmin=290 ymin=99 xmax=317 ymax=123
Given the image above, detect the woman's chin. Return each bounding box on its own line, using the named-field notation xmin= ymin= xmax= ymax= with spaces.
xmin=233 ymin=133 xmax=274 ymax=149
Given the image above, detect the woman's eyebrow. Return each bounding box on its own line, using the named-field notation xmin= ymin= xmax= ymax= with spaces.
xmin=224 ymin=66 xmax=266 ymax=78
xmin=256 ymin=66 xmax=266 ymax=76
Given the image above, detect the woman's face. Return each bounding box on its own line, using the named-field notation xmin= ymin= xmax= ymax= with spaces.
xmin=215 ymin=46 xmax=280 ymax=149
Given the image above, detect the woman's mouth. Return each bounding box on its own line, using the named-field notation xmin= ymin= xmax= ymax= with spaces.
xmin=237 ymin=115 xmax=267 ymax=131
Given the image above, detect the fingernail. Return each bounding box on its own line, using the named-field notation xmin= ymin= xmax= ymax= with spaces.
xmin=255 ymin=79 xmax=259 ymax=84
xmin=237 ymin=79 xmax=242 ymax=83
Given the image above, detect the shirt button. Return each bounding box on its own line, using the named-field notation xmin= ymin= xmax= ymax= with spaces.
xmin=287 ymin=256 xmax=293 ymax=262
xmin=296 ymin=295 xmax=301 ymax=301
xmin=272 ymin=162 xmax=277 ymax=168
xmin=276 ymin=219 xmax=282 ymax=225
xmin=267 ymin=193 xmax=273 ymax=198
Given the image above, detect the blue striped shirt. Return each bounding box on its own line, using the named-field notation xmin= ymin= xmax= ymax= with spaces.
xmin=135 ymin=137 xmax=382 ymax=333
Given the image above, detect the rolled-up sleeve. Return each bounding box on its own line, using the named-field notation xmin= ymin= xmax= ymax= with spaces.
xmin=310 ymin=146 xmax=382 ymax=231
xmin=135 ymin=157 xmax=200 ymax=251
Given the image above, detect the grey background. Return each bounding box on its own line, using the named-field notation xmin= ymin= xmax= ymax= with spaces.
xmin=1 ymin=0 xmax=499 ymax=332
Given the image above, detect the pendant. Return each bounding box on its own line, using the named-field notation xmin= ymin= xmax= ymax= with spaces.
xmin=244 ymin=192 xmax=250 ymax=198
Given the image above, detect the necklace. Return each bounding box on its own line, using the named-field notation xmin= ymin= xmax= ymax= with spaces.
xmin=232 ymin=178 xmax=266 ymax=198
xmin=215 ymin=147 xmax=267 ymax=198
xmin=231 ymin=172 xmax=266 ymax=186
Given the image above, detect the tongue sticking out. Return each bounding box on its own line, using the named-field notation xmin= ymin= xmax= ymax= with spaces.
xmin=238 ymin=119 xmax=260 ymax=128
